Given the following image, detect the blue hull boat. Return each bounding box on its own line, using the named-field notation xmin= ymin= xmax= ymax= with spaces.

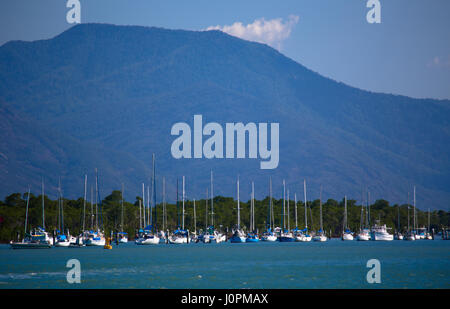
xmin=246 ymin=237 xmax=259 ymax=243
xmin=279 ymin=236 xmax=295 ymax=242
xmin=230 ymin=236 xmax=246 ymax=243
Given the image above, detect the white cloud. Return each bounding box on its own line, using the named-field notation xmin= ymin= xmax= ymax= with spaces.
xmin=206 ymin=15 xmax=299 ymax=51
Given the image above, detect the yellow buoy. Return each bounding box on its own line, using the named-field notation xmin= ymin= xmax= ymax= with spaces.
xmin=104 ymin=237 xmax=112 ymax=249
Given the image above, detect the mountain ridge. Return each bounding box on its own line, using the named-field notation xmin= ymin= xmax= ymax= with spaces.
xmin=0 ymin=23 xmax=449 ymax=209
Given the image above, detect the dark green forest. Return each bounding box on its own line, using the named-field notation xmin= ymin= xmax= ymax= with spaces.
xmin=1 ymin=190 xmax=449 ymax=242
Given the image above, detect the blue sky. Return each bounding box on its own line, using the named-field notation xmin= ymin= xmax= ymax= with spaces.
xmin=1 ymin=0 xmax=449 ymax=99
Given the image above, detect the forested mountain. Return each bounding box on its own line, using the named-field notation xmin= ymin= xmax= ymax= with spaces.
xmin=0 ymin=23 xmax=449 ymax=209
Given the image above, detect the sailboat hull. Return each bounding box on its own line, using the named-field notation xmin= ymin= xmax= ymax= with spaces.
xmin=312 ymin=235 xmax=327 ymax=242
xmin=279 ymin=236 xmax=295 ymax=242
xmin=245 ymin=237 xmax=259 ymax=243
xmin=10 ymin=241 xmax=52 ymax=249
xmin=371 ymin=233 xmax=393 ymax=241
xmin=54 ymin=241 xmax=71 ymax=247
xmin=85 ymin=238 xmax=106 ymax=246
xmin=136 ymin=237 xmax=160 ymax=245
xmin=261 ymin=235 xmax=277 ymax=242
xmin=342 ymin=233 xmax=354 ymax=241
xmin=230 ymin=236 xmax=246 ymax=243
xmin=356 ymin=234 xmax=370 ymax=241
xmin=295 ymin=235 xmax=312 ymax=242
xmin=168 ymin=237 xmax=187 ymax=244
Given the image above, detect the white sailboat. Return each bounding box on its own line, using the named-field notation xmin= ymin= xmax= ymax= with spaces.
xmin=190 ymin=198 xmax=198 ymax=242
xmin=313 ymin=185 xmax=327 ymax=242
xmin=198 ymin=188 xmax=211 ymax=243
xmin=412 ymin=186 xmax=422 ymax=240
xmin=404 ymin=191 xmax=416 ymax=241
xmin=342 ymin=196 xmax=354 ymax=241
xmin=118 ymin=183 xmax=128 ymax=243
xmin=230 ymin=176 xmax=246 ymax=243
xmin=426 ymin=208 xmax=433 ymax=240
xmin=279 ymin=180 xmax=295 ymax=242
xmin=212 ymin=171 xmax=226 ymax=243
xmin=10 ymin=187 xmax=52 ymax=249
xmin=356 ymin=190 xmax=371 ymax=241
xmin=246 ymin=182 xmax=260 ymax=242
xmin=73 ymin=174 xmax=88 ymax=246
xmin=55 ymin=178 xmax=71 ymax=247
xmin=394 ymin=204 xmax=404 ymax=240
xmin=200 ymin=170 xmax=226 ymax=243
xmin=168 ymin=175 xmax=189 ymax=244
xmin=85 ymin=169 xmax=106 ymax=246
xmin=136 ymin=154 xmax=160 ymax=245
xmin=295 ymin=180 xmax=311 ymax=242
xmin=261 ymin=177 xmax=277 ymax=242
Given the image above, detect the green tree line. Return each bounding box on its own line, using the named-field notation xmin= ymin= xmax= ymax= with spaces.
xmin=1 ymin=190 xmax=449 ymax=242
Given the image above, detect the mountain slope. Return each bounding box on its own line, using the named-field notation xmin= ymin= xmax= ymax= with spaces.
xmin=0 ymin=23 xmax=449 ymax=209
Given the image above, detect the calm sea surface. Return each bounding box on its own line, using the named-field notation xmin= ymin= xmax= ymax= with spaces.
xmin=0 ymin=239 xmax=449 ymax=289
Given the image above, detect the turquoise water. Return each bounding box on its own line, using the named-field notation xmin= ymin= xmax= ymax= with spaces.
xmin=0 ymin=239 xmax=449 ymax=289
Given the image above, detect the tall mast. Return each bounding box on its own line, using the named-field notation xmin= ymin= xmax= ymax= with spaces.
xmin=237 ymin=175 xmax=240 ymax=230
xmin=253 ymin=181 xmax=255 ymax=232
xmin=407 ymin=191 xmax=410 ymax=232
xmin=360 ymin=199 xmax=364 ymax=231
xmin=250 ymin=184 xmax=252 ymax=231
xmin=309 ymin=194 xmax=313 ymax=231
xmin=151 ymin=153 xmax=156 ymax=232
xmin=284 ymin=180 xmax=287 ymax=230
xmin=365 ymin=188 xmax=369 ymax=227
xmin=267 ymin=177 xmax=271 ymax=230
xmin=294 ymin=193 xmax=298 ymax=228
xmin=138 ymin=199 xmax=142 ymax=229
xmin=205 ymin=188 xmax=208 ymax=229
xmin=83 ymin=174 xmax=87 ymax=232
xmin=210 ymin=170 xmax=214 ymax=227
xmin=287 ymin=189 xmax=290 ymax=231
xmin=162 ymin=176 xmax=166 ymax=231
xmin=90 ymin=185 xmax=94 ymax=230
xmin=360 ymin=187 xmax=364 ymax=231
xmin=251 ymin=181 xmax=255 ymax=232
xmin=193 ymin=199 xmax=197 ymax=234
xmin=413 ymin=186 xmax=416 ymax=232
xmin=147 ymin=185 xmax=150 ymax=228
xmin=58 ymin=177 xmax=61 ymax=232
xmin=95 ymin=168 xmax=98 ymax=231
xmin=269 ymin=177 xmax=273 ymax=229
xmin=182 ymin=176 xmax=185 ymax=230
xmin=270 ymin=177 xmax=274 ymax=229
xmin=344 ymin=195 xmax=347 ymax=231
xmin=428 ymin=208 xmax=430 ymax=233
xmin=60 ymin=177 xmax=64 ymax=234
xmin=319 ymin=185 xmax=323 ymax=231
xmin=304 ymin=179 xmax=307 ymax=229
xmin=367 ymin=190 xmax=371 ymax=228
xmin=24 ymin=187 xmax=30 ymax=236
xmin=41 ymin=177 xmax=45 ymax=230
xmin=176 ymin=179 xmax=179 ymax=228
xmin=121 ymin=183 xmax=124 ymax=233
xmin=142 ymin=183 xmax=146 ymax=228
